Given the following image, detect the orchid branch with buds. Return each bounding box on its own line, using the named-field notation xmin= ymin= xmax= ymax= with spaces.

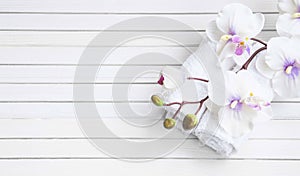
xmin=151 ymin=77 xmax=209 ymax=130
xmin=151 ymin=2 xmax=300 ymax=143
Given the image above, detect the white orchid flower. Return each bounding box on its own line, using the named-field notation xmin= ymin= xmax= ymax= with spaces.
xmin=206 ymin=3 xmax=265 ymax=67
xmin=157 ymin=66 xmax=186 ymax=89
xmin=211 ymin=71 xmax=273 ymax=138
xmin=277 ymin=0 xmax=300 ymax=37
xmin=256 ymin=37 xmax=300 ymax=97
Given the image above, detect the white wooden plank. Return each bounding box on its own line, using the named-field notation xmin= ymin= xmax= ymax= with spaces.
xmin=3 ymin=65 xmax=297 ymax=86
xmin=0 ymin=64 xmax=297 ymax=102
xmin=0 ymin=84 xmax=299 ymax=102
xmin=272 ymin=103 xmax=300 ymax=118
xmin=0 ymin=0 xmax=296 ymax=174
xmin=0 ymin=119 xmax=298 ymax=139
xmin=10 ymin=84 xmax=155 ymax=101
xmin=0 ymin=102 xmax=297 ymax=119
xmin=0 ymin=102 xmax=163 ymax=119
xmin=0 ymin=14 xmax=277 ymax=30
xmin=0 ymin=65 xmax=165 ymax=83
xmin=0 ymin=84 xmax=161 ymax=101
xmin=0 ymin=0 xmax=278 ymax=13
xmin=0 ymin=31 xmax=276 ymax=46
xmin=0 ymin=31 xmax=201 ymax=47
xmin=0 ymin=139 xmax=299 ymax=159
xmin=0 ymin=46 xmax=196 ymax=65
xmin=1 ymin=159 xmax=299 ymax=176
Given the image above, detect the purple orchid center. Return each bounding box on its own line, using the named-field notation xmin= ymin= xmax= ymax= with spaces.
xmin=228 ymin=27 xmax=236 ymax=36
xmin=231 ymin=35 xmax=242 ymax=43
xmin=234 ymin=43 xmax=251 ymax=56
xmin=244 ymin=93 xmax=271 ymax=111
xmin=235 ymin=45 xmax=244 ymax=55
xmin=232 ymin=35 xmax=250 ymax=56
xmin=284 ymin=59 xmax=300 ymax=79
xmin=228 ymin=97 xmax=243 ymax=111
xmin=221 ymin=34 xmax=251 ymax=56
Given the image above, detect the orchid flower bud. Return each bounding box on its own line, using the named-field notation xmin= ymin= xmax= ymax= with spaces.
xmin=163 ymin=118 xmax=176 ymax=129
xmin=182 ymin=114 xmax=198 ymax=130
xmin=151 ymin=95 xmax=164 ymax=107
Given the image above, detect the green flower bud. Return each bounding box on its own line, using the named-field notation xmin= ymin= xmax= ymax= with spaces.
xmin=183 ymin=114 xmax=198 ymax=130
xmin=163 ymin=118 xmax=176 ymax=129
xmin=151 ymin=95 xmax=164 ymax=106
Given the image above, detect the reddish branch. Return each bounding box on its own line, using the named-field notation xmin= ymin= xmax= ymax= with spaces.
xmin=239 ymin=46 xmax=267 ymax=71
xmin=194 ymin=96 xmax=209 ymax=115
xmin=164 ymin=96 xmax=209 ymax=119
xmin=250 ymin=38 xmax=267 ymax=46
xmin=187 ymin=77 xmax=209 ymax=83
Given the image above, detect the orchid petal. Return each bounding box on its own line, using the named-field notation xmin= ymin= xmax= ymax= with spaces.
xmin=272 ymin=70 xmax=300 ymax=97
xmin=289 ymin=36 xmax=300 ymax=61
xmin=206 ymin=20 xmax=224 ymax=42
xmin=232 ymin=49 xmax=250 ymax=66
xmin=216 ymin=3 xmax=264 ymax=38
xmin=276 ymin=14 xmax=300 ymax=37
xmin=266 ymin=37 xmax=300 ymax=71
xmin=245 ymin=44 xmax=251 ymax=55
xmin=278 ymin=0 xmax=299 ymax=13
xmin=161 ymin=66 xmax=186 ymax=89
xmin=218 ymin=105 xmax=256 ymax=138
xmin=265 ymin=37 xmax=289 ymax=71
xmin=254 ymin=106 xmax=273 ymax=123
xmin=219 ymin=56 xmax=236 ymax=70
xmin=222 ymin=71 xmax=256 ymax=104
xmin=217 ymin=41 xmax=235 ymax=62
xmin=235 ymin=70 xmax=274 ymax=101
xmin=255 ymin=52 xmax=275 ymax=79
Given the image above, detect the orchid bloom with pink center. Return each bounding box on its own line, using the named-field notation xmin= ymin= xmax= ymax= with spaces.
xmin=277 ymin=0 xmax=300 ymax=37
xmin=256 ymin=37 xmax=300 ymax=97
xmin=206 ymin=3 xmax=265 ymax=67
xmin=207 ymin=71 xmax=273 ymax=137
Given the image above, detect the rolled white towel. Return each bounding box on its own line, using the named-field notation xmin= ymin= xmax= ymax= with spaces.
xmin=161 ymin=36 xmax=250 ymax=156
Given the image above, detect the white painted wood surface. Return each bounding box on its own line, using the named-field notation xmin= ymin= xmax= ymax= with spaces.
xmin=0 ymin=0 xmax=299 ymax=175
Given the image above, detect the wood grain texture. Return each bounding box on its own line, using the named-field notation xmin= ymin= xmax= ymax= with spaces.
xmin=0 ymin=14 xmax=278 ymax=30
xmin=0 ymin=31 xmax=277 ymax=47
xmin=0 ymin=139 xmax=300 ymax=159
xmin=0 ymin=0 xmax=299 ymax=175
xmin=0 ymin=119 xmax=298 ymax=139
xmin=0 ymin=102 xmax=298 ymax=119
xmin=1 ymin=159 xmax=299 ymax=176
xmin=0 ymin=84 xmax=299 ymax=102
xmin=0 ymin=46 xmax=195 ymax=64
xmin=0 ymin=0 xmax=278 ymax=13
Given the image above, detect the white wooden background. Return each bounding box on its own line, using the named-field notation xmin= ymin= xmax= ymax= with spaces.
xmin=0 ymin=0 xmax=300 ymax=175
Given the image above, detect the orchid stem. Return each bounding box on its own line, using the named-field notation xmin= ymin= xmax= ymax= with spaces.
xmin=238 ymin=46 xmax=267 ymax=72
xmin=187 ymin=77 xmax=209 ymax=82
xmin=250 ymin=38 xmax=267 ymax=46
xmin=163 ymin=102 xmax=181 ymax=106
xmin=172 ymin=104 xmax=183 ymax=119
xmin=194 ymin=96 xmax=209 ymax=115
xmin=164 ymin=96 xmax=209 ymax=119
